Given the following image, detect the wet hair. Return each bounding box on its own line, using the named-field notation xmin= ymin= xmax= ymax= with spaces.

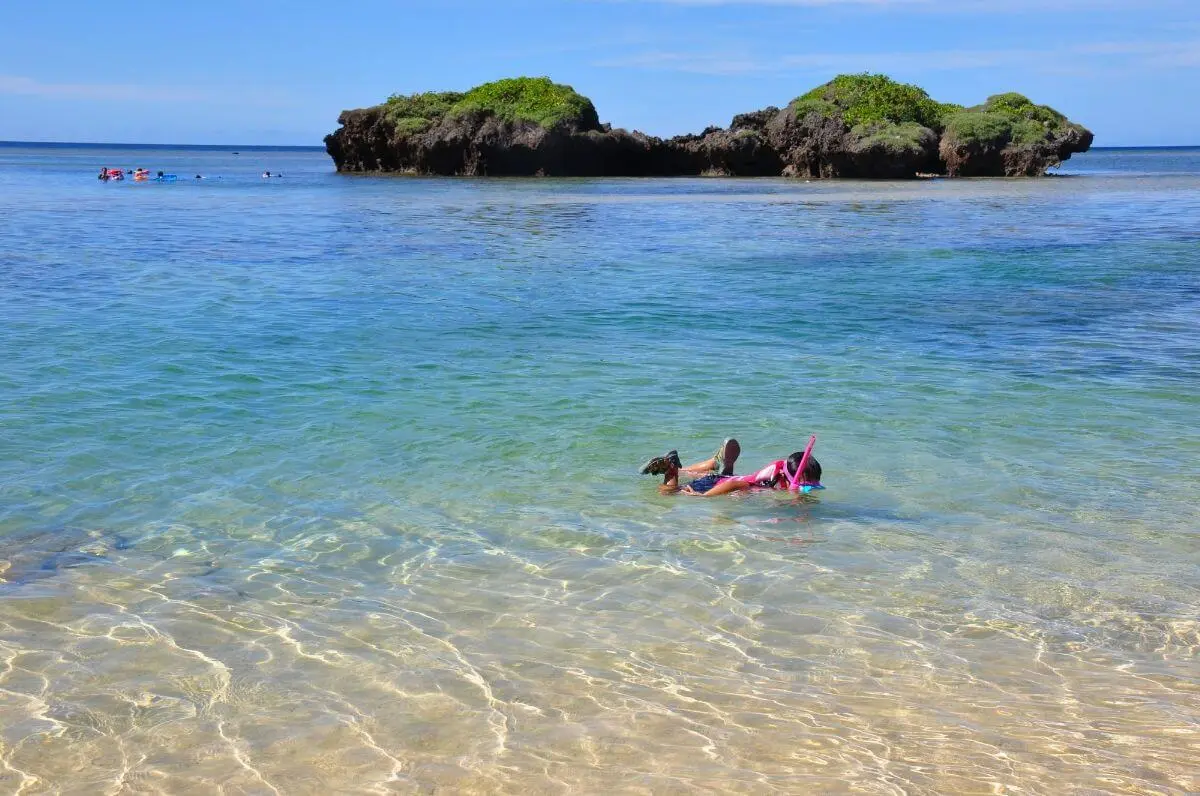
xmin=784 ymin=451 xmax=822 ymax=484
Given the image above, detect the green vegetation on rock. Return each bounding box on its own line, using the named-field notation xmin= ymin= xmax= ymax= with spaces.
xmin=452 ymin=77 xmax=599 ymax=130
xmin=794 ymin=73 xmax=959 ymax=129
xmin=379 ymin=77 xmax=599 ymax=136
xmin=941 ymin=111 xmax=1011 ymax=148
xmin=1011 ymin=119 xmax=1051 ymax=147
xmin=941 ymin=93 xmax=1074 ymax=150
xmin=383 ymin=91 xmax=464 ymax=135
xmin=850 ymin=121 xmax=930 ymax=156
xmin=790 ymin=97 xmax=838 ymax=121
xmin=983 ymin=92 xmax=1066 ymax=126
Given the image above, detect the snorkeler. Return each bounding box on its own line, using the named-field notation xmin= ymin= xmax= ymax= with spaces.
xmin=640 ymin=436 xmax=823 ymax=497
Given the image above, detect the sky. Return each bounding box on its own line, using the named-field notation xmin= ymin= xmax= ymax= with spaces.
xmin=1 ymin=0 xmax=1197 ymax=146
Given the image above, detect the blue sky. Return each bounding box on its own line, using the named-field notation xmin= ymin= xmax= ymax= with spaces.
xmin=1 ymin=0 xmax=1197 ymax=146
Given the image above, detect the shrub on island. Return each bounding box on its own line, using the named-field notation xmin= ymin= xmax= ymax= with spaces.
xmin=382 ymin=91 xmax=464 ymax=136
xmin=381 ymin=77 xmax=598 ymax=137
xmin=790 ymin=73 xmax=960 ymax=130
xmin=449 ymin=77 xmax=600 ymax=132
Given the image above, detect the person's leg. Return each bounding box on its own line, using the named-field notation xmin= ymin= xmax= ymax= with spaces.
xmin=680 ymin=456 xmax=718 ymax=474
xmin=715 ymin=438 xmax=740 ymax=475
xmin=658 ymin=461 xmax=681 ymax=494
xmin=682 ymin=438 xmax=740 ymax=476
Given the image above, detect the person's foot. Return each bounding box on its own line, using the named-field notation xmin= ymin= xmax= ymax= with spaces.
xmin=713 ymin=438 xmax=740 ymax=476
xmin=640 ymin=450 xmax=682 ymax=475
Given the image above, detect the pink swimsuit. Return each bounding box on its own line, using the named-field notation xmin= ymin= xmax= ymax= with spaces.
xmin=717 ymin=460 xmax=787 ymax=489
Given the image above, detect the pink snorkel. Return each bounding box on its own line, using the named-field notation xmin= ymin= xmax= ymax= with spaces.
xmin=788 ymin=435 xmax=819 ymax=491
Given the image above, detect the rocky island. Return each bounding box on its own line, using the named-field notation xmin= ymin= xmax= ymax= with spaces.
xmin=325 ymin=74 xmax=1093 ymax=178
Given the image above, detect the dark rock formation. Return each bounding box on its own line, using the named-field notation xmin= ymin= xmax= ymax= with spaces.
xmin=325 ymin=106 xmax=401 ymax=173
xmin=668 ymin=127 xmax=784 ymax=176
xmin=326 ymin=75 xmax=1092 ymax=179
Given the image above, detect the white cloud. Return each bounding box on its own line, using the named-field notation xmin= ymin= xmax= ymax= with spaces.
xmin=596 ymin=40 xmax=1200 ymax=76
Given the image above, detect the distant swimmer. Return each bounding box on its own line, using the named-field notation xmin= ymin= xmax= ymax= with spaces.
xmin=640 ymin=436 xmax=824 ymax=497
xmin=262 ymin=171 xmax=271 ymax=178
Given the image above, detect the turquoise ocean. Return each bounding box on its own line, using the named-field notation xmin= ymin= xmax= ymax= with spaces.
xmin=0 ymin=143 xmax=1197 ymax=793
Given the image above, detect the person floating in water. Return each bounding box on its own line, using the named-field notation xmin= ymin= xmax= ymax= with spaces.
xmin=640 ymin=436 xmax=823 ymax=496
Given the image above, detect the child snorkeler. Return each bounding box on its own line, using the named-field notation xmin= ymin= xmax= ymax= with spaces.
xmin=640 ymin=437 xmax=823 ymax=497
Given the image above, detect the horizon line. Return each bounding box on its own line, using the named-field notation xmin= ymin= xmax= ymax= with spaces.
xmin=3 ymin=139 xmax=1200 ymax=151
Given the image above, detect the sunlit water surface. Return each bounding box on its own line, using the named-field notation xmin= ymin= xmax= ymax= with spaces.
xmin=1 ymin=144 xmax=1197 ymax=794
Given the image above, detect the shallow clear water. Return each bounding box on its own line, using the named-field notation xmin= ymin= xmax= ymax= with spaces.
xmin=1 ymin=144 xmax=1197 ymax=794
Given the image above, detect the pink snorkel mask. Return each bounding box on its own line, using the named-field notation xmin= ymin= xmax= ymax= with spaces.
xmin=786 ymin=435 xmax=824 ymax=493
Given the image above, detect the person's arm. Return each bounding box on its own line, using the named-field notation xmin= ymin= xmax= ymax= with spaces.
xmin=687 ymin=478 xmax=751 ymax=497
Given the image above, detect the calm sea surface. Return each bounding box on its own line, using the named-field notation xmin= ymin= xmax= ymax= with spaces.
xmin=0 ymin=143 xmax=1197 ymax=794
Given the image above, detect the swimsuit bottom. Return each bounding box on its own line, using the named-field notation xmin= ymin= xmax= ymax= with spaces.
xmin=686 ymin=474 xmax=728 ymax=494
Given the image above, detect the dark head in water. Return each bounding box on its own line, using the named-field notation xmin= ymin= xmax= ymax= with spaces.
xmin=783 ymin=451 xmax=821 ymax=485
